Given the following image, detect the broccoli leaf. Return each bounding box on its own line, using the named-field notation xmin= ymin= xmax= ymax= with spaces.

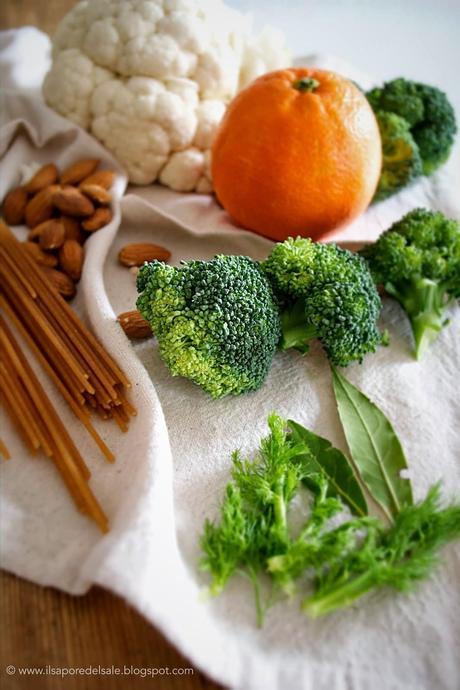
xmin=287 ymin=420 xmax=368 ymax=517
xmin=331 ymin=367 xmax=413 ymax=520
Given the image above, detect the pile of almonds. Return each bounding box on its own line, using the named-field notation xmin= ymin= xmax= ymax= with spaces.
xmin=2 ymin=159 xmax=115 ymax=299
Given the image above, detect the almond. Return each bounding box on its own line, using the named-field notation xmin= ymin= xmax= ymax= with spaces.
xmin=82 ymin=206 xmax=112 ymax=232
xmin=38 ymin=219 xmax=66 ymax=250
xmin=80 ymin=169 xmax=115 ymax=190
xmin=118 ymin=242 xmax=171 ymax=267
xmin=25 ymin=163 xmax=58 ymax=194
xmin=28 ymin=218 xmax=62 ymax=243
xmin=41 ymin=266 xmax=76 ymax=300
xmin=58 ymin=240 xmax=84 ymax=281
xmin=25 ymin=185 xmax=60 ymax=228
xmin=53 ymin=186 xmax=94 ymax=217
xmin=60 ymin=216 xmax=86 ymax=244
xmin=27 ymin=226 xmax=42 ymax=242
xmin=79 ymin=183 xmax=111 ymax=205
xmin=23 ymin=242 xmax=58 ymax=268
xmin=117 ymin=310 xmax=152 ymax=339
xmin=60 ymin=159 xmax=100 ymax=185
xmin=2 ymin=187 xmax=28 ymax=225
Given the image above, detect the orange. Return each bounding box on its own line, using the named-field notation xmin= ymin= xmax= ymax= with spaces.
xmin=211 ymin=68 xmax=382 ymax=242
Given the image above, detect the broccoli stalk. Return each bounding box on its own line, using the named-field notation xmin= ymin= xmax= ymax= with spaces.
xmin=385 ymin=277 xmax=455 ymax=359
xmin=278 ymin=299 xmax=312 ymax=353
xmin=263 ymin=238 xmax=385 ymax=366
xmin=361 ymin=208 xmax=460 ymax=359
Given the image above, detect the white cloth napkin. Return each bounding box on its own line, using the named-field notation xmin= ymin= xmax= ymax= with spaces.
xmin=1 ymin=27 xmax=459 ymax=690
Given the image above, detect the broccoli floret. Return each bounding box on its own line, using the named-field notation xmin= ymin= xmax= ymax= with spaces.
xmin=367 ymin=79 xmax=424 ymax=128
xmin=367 ymin=78 xmax=457 ymax=181
xmin=373 ymin=111 xmax=423 ymax=201
xmin=136 ymin=255 xmax=281 ymax=398
xmin=263 ymin=238 xmax=384 ymax=366
xmin=360 ymin=208 xmax=460 ymax=359
xmin=413 ymin=83 xmax=457 ymax=174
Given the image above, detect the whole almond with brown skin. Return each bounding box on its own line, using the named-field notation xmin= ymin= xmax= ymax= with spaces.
xmin=82 ymin=206 xmax=112 ymax=232
xmin=80 ymin=169 xmax=114 ymax=190
xmin=61 ymin=216 xmax=86 ymax=244
xmin=53 ymin=186 xmax=94 ymax=217
xmin=2 ymin=187 xmax=28 ymax=225
xmin=28 ymin=218 xmax=62 ymax=242
xmin=25 ymin=184 xmax=60 ymax=228
xmin=58 ymin=239 xmax=84 ymax=281
xmin=23 ymin=241 xmax=58 ymax=268
xmin=60 ymin=159 xmax=100 ymax=185
xmin=25 ymin=163 xmax=58 ymax=194
xmin=27 ymin=226 xmax=42 ymax=241
xmin=118 ymin=243 xmax=171 ymax=267
xmin=118 ymin=310 xmax=152 ymax=339
xmin=41 ymin=266 xmax=76 ymax=299
xmin=39 ymin=219 xmax=66 ymax=250
xmin=79 ymin=183 xmax=111 ymax=205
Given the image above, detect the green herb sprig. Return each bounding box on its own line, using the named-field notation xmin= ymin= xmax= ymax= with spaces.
xmin=199 ymin=372 xmax=460 ymax=623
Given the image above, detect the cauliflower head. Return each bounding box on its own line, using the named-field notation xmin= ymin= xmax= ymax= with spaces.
xmin=43 ymin=0 xmax=289 ymax=190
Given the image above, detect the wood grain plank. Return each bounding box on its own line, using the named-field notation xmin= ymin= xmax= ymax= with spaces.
xmin=0 ymin=571 xmax=223 ymax=690
xmin=0 ymin=0 xmax=77 ymax=34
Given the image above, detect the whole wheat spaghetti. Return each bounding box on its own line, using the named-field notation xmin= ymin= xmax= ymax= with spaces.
xmin=0 ymin=221 xmax=136 ymax=531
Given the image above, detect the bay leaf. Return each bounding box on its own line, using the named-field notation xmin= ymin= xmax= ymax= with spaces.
xmin=288 ymin=420 xmax=368 ymax=517
xmin=331 ymin=367 xmax=413 ymax=520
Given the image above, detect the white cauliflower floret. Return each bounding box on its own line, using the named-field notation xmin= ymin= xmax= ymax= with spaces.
xmin=159 ymin=148 xmax=205 ymax=191
xmin=194 ymin=100 xmax=226 ymax=149
xmin=91 ymin=77 xmax=173 ymax=184
xmin=239 ymin=27 xmax=289 ymax=89
xmin=164 ymin=77 xmax=199 ymax=108
xmin=43 ymin=0 xmax=290 ymax=191
xmin=43 ymin=49 xmax=112 ymax=128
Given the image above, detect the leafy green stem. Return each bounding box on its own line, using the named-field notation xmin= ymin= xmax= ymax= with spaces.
xmin=303 ymin=570 xmax=376 ymax=617
xmin=273 ymin=488 xmax=287 ymax=535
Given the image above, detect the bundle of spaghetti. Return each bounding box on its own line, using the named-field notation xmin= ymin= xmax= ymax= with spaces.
xmin=0 ymin=221 xmax=137 ymax=530
xmin=0 ymin=221 xmax=136 ymax=458
xmin=0 ymin=312 xmax=108 ymax=532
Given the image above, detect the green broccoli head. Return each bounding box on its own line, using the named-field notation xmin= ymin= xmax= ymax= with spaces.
xmin=263 ymin=238 xmax=362 ymax=300
xmin=367 ymin=78 xmax=457 ymax=182
xmin=373 ymin=111 xmax=423 ymax=202
xmin=412 ymin=83 xmax=458 ymax=175
xmin=261 ymin=237 xmax=318 ymax=300
xmin=303 ymin=280 xmax=383 ymax=367
xmin=367 ymin=79 xmax=424 ymax=127
xmin=360 ymin=208 xmax=460 ymax=358
xmin=263 ymin=239 xmax=384 ymax=366
xmin=136 ymin=255 xmax=281 ymax=399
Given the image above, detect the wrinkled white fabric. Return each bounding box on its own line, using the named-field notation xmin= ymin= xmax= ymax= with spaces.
xmin=1 ymin=27 xmax=459 ymax=690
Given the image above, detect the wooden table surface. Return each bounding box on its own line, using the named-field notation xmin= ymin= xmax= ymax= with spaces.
xmin=0 ymin=3 xmax=222 ymax=689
